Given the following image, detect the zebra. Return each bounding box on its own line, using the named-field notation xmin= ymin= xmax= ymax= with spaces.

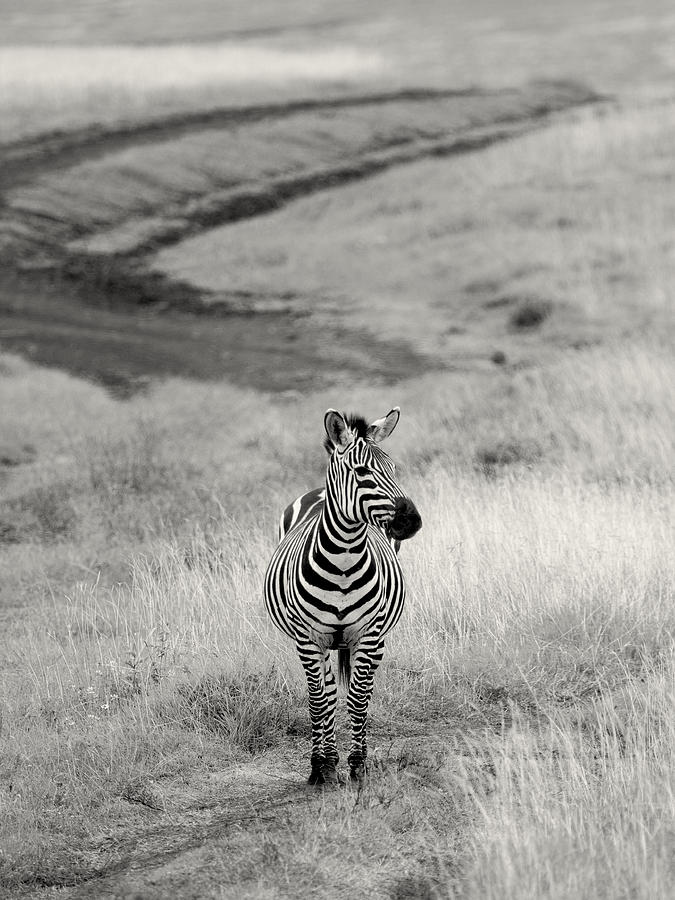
xmin=264 ymin=407 xmax=421 ymax=785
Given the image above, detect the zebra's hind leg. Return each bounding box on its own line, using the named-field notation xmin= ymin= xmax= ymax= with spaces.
xmin=346 ymin=640 xmax=385 ymax=783
xmin=298 ymin=640 xmax=331 ymax=786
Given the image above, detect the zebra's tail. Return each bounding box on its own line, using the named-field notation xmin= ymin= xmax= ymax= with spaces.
xmin=337 ymin=647 xmax=351 ymax=687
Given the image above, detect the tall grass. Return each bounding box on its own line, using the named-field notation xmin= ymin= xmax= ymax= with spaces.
xmin=1 ymin=337 xmax=672 ymax=891
xmin=448 ymin=676 xmax=675 ymax=900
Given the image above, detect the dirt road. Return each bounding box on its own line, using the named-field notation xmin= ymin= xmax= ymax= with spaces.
xmin=0 ymin=82 xmax=601 ymax=396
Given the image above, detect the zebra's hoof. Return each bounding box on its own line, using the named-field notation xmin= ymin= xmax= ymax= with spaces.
xmin=349 ymin=762 xmax=366 ymax=783
xmin=320 ymin=762 xmax=343 ymax=786
xmin=308 ymin=756 xmax=326 ymax=785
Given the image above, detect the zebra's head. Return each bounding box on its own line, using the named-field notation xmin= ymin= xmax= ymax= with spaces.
xmin=323 ymin=407 xmax=421 ymax=541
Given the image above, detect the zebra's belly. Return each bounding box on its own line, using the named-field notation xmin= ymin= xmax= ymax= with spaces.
xmin=292 ymin=584 xmax=396 ymax=649
xmin=304 ymin=610 xmax=375 ymax=652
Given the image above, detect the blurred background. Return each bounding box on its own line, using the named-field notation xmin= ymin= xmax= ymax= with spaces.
xmin=1 ymin=0 xmax=673 ymax=394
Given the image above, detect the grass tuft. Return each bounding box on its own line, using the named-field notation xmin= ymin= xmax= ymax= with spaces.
xmin=175 ymin=670 xmax=303 ymax=752
xmin=475 ymin=439 xmax=543 ymax=473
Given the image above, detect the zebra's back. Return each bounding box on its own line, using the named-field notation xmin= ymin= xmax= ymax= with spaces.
xmin=279 ymin=487 xmax=325 ymax=541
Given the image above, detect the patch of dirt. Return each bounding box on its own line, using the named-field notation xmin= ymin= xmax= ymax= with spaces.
xmin=0 ymin=271 xmax=437 ymax=398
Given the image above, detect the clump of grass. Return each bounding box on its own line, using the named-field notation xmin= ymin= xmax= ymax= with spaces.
xmin=120 ymin=775 xmax=164 ymax=811
xmin=390 ymin=874 xmax=438 ymax=900
xmin=0 ymin=519 xmax=21 ymax=544
xmin=176 ymin=669 xmax=303 ymax=752
xmin=0 ymin=481 xmax=78 ymax=543
xmin=475 ymin=439 xmax=543 ymax=473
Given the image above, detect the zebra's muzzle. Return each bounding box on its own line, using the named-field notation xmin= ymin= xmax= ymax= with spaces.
xmin=385 ymin=496 xmax=422 ymax=541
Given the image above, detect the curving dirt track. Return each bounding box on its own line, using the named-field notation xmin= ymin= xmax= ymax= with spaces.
xmin=0 ymin=81 xmax=602 ymax=395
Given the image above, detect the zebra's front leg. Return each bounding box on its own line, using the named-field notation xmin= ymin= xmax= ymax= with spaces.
xmin=321 ymin=651 xmax=341 ymax=784
xmin=346 ymin=640 xmax=385 ymax=782
xmin=297 ymin=641 xmax=332 ymax=785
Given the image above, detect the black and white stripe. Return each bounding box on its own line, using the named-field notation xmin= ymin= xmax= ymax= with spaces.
xmin=279 ymin=485 xmax=402 ymax=554
xmin=264 ymin=407 xmax=421 ymax=784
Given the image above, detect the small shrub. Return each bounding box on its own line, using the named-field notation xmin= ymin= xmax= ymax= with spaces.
xmin=0 ymin=519 xmax=21 ymax=544
xmin=390 ymin=875 xmax=439 ymax=900
xmin=0 ymin=442 xmax=36 ymax=467
xmin=509 ymin=295 xmax=554 ymax=329
xmin=120 ymin=776 xmax=163 ymax=810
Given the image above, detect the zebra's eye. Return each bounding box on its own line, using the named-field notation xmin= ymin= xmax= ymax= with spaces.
xmin=354 ymin=466 xmax=371 ymax=477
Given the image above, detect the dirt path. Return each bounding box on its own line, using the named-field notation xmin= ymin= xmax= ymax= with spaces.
xmin=15 ymin=718 xmax=502 ymax=899
xmin=0 ymin=81 xmax=602 ymax=395
xmin=0 ymin=88 xmax=488 ymax=192
xmin=18 ymin=758 xmax=307 ymax=899
xmin=10 ymin=723 xmax=484 ymax=900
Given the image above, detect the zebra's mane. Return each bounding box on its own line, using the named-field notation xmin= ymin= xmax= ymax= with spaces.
xmin=323 ymin=413 xmax=370 ymax=454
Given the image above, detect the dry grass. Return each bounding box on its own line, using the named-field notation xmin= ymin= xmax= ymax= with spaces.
xmin=154 ymin=101 xmax=675 ymax=365
xmin=452 ymin=685 xmax=675 ymax=900
xmin=0 ymin=337 xmax=673 ymax=894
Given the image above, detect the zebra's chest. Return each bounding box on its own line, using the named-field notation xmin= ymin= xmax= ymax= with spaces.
xmin=294 ymin=546 xmax=400 ymax=613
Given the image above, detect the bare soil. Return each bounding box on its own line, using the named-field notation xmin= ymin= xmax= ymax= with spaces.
xmin=0 ymin=271 xmax=436 ymax=398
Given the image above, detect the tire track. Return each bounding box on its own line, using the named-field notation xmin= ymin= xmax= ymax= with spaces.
xmin=21 ymin=780 xmax=307 ymax=897
xmin=0 ymin=87 xmax=498 ymax=192
xmin=0 ymin=80 xmax=605 ymax=394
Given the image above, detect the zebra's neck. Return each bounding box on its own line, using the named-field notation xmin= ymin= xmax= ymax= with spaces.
xmin=314 ymin=488 xmax=369 ymax=571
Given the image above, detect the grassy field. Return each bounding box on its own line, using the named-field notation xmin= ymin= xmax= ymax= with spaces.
xmin=1 ymin=1 xmax=675 ymax=898
xmin=1 ymin=338 xmax=673 ymax=896
xmin=153 ymin=99 xmax=675 ymax=362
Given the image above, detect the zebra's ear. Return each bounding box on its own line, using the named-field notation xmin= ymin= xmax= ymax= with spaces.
xmin=367 ymin=407 xmax=400 ymax=443
xmin=324 ymin=409 xmax=351 ymax=449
